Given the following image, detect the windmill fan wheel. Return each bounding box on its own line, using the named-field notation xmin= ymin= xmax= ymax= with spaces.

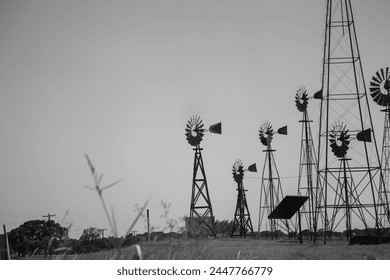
xmin=369 ymin=67 xmax=390 ymax=107
xmin=232 ymin=159 xmax=244 ymax=183
xmin=185 ymin=115 xmax=205 ymax=146
xmin=259 ymin=121 xmax=273 ymax=146
xmin=329 ymin=122 xmax=350 ymax=158
xmin=295 ymin=86 xmax=308 ymax=112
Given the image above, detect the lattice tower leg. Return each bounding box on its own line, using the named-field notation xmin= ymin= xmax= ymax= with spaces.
xmin=378 ymin=109 xmax=390 ymax=228
xmin=188 ymin=145 xmax=216 ymax=237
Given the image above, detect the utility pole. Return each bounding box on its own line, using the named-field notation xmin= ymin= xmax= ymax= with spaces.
xmin=42 ymin=213 xmax=56 ymax=221
xmin=147 ymin=209 xmax=150 ymax=241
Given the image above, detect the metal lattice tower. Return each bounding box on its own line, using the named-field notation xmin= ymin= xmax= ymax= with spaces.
xmin=315 ymin=0 xmax=386 ymax=243
xmin=328 ymin=122 xmax=368 ymax=242
xmin=185 ymin=115 xmax=221 ymax=237
xmin=258 ymin=121 xmax=287 ymax=239
xmin=369 ymin=68 xmax=390 ymax=228
xmin=295 ymin=86 xmax=323 ymax=242
xmin=231 ymin=160 xmax=256 ymax=238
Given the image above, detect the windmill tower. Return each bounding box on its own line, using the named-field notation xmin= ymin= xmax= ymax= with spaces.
xmin=315 ymin=0 xmax=386 ymax=242
xmin=258 ymin=121 xmax=287 ymax=239
xmin=231 ymin=159 xmax=256 ymax=238
xmin=295 ymin=86 xmax=323 ymax=241
xmin=328 ymin=122 xmax=368 ymax=242
xmin=369 ymin=68 xmax=390 ymax=228
xmin=185 ymin=115 xmax=221 ymax=237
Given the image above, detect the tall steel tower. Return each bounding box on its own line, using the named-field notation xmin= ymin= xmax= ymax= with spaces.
xmin=185 ymin=115 xmax=222 ymax=237
xmin=231 ymin=160 xmax=256 ymax=238
xmin=315 ymin=0 xmax=386 ymax=242
xmin=258 ymin=121 xmax=287 ymax=239
xmin=369 ymin=68 xmax=390 ymax=228
xmin=295 ymin=86 xmax=323 ymax=241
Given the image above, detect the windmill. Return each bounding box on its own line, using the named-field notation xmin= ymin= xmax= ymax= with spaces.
xmin=185 ymin=115 xmax=221 ymax=237
xmin=315 ymin=0 xmax=386 ymax=243
xmin=327 ymin=122 xmax=371 ymax=242
xmin=294 ymin=86 xmax=323 ymax=242
xmin=258 ymin=121 xmax=287 ymax=239
xmin=369 ymin=68 xmax=390 ymax=228
xmin=231 ymin=159 xmax=256 ymax=238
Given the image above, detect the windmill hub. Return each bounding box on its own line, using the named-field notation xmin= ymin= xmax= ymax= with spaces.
xmin=384 ymin=79 xmax=390 ymax=91
xmin=190 ymin=126 xmax=198 ymax=137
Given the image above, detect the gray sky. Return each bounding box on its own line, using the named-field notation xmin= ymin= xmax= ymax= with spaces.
xmin=0 ymin=0 xmax=389 ymax=238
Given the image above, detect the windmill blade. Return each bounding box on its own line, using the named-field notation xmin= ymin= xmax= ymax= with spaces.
xmin=370 ymin=91 xmax=380 ymax=100
xmin=372 ymin=92 xmax=382 ymax=104
xmin=377 ymin=94 xmax=385 ymax=106
xmin=341 ymin=143 xmax=349 ymax=152
xmin=386 ymin=67 xmax=389 ymax=80
xmin=370 ymin=80 xmax=380 ymax=88
xmin=371 ymin=76 xmax=381 ymax=85
xmin=369 ymin=88 xmax=380 ymax=96
xmin=381 ymin=68 xmax=385 ymax=81
xmin=384 ymin=95 xmax=390 ymax=106
xmin=376 ymin=71 xmax=383 ymax=82
xmin=260 ymin=137 xmax=268 ymax=146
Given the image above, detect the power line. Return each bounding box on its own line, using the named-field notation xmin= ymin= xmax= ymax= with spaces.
xmin=0 ymin=209 xmax=38 ymax=218
xmin=246 ymin=175 xmax=300 ymax=180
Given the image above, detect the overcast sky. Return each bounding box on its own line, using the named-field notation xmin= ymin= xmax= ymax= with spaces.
xmin=0 ymin=0 xmax=389 ymax=238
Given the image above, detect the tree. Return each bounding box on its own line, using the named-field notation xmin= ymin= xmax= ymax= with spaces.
xmin=79 ymin=227 xmax=102 ymax=241
xmin=215 ymin=219 xmax=234 ymax=237
xmin=8 ymin=220 xmax=68 ymax=257
xmin=76 ymin=227 xmax=116 ymax=253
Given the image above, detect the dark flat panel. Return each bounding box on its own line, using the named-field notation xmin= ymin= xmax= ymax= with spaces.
xmin=268 ymin=195 xmax=309 ymax=219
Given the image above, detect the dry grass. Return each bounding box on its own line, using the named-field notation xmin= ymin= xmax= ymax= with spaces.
xmin=139 ymin=238 xmax=390 ymax=260
xmin=60 ymin=238 xmax=390 ymax=260
xmin=83 ymin=154 xmax=147 ymax=259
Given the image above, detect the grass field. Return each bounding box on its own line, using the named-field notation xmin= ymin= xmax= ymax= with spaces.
xmin=62 ymin=238 xmax=390 ymax=260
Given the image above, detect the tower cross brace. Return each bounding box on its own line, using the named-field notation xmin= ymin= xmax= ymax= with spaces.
xmin=188 ymin=145 xmax=216 ymax=237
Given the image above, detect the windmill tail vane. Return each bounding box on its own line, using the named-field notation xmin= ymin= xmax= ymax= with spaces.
xmin=208 ymin=122 xmax=222 ymax=134
xmin=277 ymin=126 xmax=287 ymax=135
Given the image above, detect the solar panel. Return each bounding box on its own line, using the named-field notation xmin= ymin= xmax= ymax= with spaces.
xmin=268 ymin=195 xmax=308 ymax=219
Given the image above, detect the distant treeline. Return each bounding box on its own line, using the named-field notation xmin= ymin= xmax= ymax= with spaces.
xmin=7 ymin=218 xmax=390 ymax=257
